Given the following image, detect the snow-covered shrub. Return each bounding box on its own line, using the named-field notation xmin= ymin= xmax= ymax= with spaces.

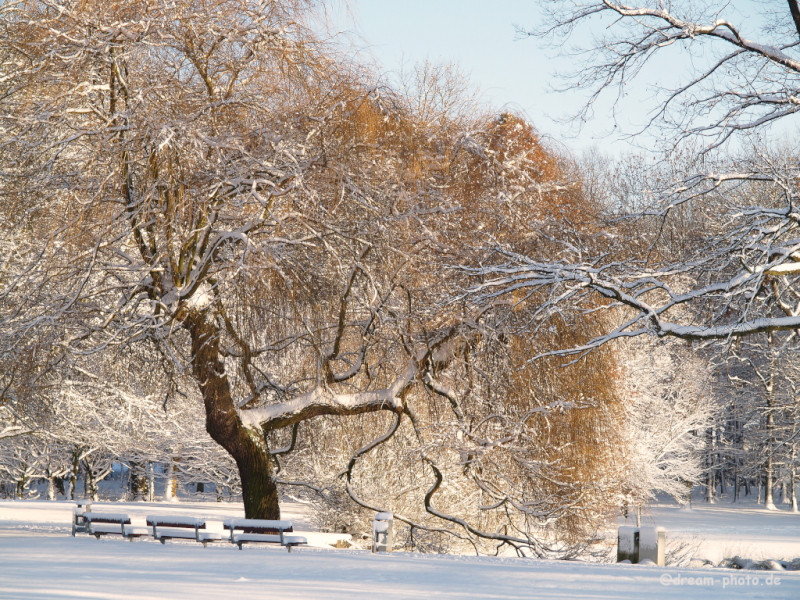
xmin=618 ymin=340 xmax=714 ymax=512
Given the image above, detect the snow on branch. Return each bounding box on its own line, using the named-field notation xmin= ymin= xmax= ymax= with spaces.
xmin=241 ymin=326 xmax=474 ymax=430
xmin=531 ymin=1 xmax=800 ymax=147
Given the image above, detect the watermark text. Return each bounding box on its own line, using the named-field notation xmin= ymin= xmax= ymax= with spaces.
xmin=660 ymin=572 xmax=782 ymax=588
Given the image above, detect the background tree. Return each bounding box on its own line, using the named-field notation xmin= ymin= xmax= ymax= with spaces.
xmin=713 ymin=331 xmax=800 ymax=509
xmin=617 ymin=339 xmax=714 ymax=518
xmin=465 ymin=1 xmax=800 ymax=346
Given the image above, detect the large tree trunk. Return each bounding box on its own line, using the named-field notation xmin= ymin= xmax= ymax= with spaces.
xmin=705 ymin=427 xmax=715 ymax=504
xmin=186 ymin=312 xmax=280 ymax=519
xmin=164 ymin=456 xmax=179 ymax=503
xmin=130 ymin=461 xmax=149 ymax=501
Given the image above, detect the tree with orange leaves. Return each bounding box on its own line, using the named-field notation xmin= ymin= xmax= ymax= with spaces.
xmin=0 ymin=1 xmax=624 ymax=555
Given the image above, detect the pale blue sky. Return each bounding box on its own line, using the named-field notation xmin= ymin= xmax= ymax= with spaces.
xmin=327 ymin=1 xmax=661 ymax=154
xmin=328 ymin=1 xmax=779 ymax=156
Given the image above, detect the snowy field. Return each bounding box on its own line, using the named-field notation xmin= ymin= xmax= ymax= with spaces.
xmin=631 ymin=501 xmax=800 ymax=566
xmin=2 ymin=499 xmax=799 ymax=599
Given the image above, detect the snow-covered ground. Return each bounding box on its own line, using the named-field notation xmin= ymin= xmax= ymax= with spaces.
xmin=1 ymin=499 xmax=799 ymax=599
xmin=632 ymin=501 xmax=800 ymax=565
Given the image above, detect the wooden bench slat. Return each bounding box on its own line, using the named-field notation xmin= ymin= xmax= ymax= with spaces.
xmin=85 ymin=513 xmax=132 ymax=524
xmin=223 ymin=518 xmax=306 ymax=552
xmin=224 ymin=518 xmax=293 ymax=530
xmin=122 ymin=524 xmax=151 ymax=537
xmin=283 ymin=535 xmax=308 ymax=546
xmin=84 ymin=513 xmax=132 ymax=539
xmin=146 ymin=515 xmax=205 ymax=527
xmin=89 ymin=523 xmax=126 ymax=534
xmin=235 ymin=533 xmax=283 ymax=543
xmin=145 ymin=514 xmax=223 ymax=546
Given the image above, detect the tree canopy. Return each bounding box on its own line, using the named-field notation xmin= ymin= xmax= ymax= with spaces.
xmin=0 ymin=0 xmax=630 ymax=556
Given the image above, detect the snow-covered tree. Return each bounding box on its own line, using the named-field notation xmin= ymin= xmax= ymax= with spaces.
xmin=461 ymin=1 xmax=799 ymax=345
xmin=618 ymin=340 xmax=714 ymax=515
xmin=715 ymin=331 xmax=800 ymax=510
xmin=0 ymin=0 xmax=628 ymax=557
xmin=0 ymin=0 xmax=422 ymax=520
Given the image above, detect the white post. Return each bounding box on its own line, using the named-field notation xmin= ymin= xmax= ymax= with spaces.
xmin=638 ymin=526 xmax=666 ymax=566
xmin=372 ymin=512 xmax=394 ymax=553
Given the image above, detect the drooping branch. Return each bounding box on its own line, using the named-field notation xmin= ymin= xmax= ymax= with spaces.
xmin=339 ymin=412 xmax=402 ymax=482
xmin=339 ymin=407 xmax=481 ymax=553
xmin=468 ymin=258 xmax=800 ymax=353
xmin=400 ymin=405 xmax=552 ymax=557
xmin=242 ymin=325 xmax=476 ymax=431
xmin=421 ymin=461 xmax=548 ymax=558
xmin=269 ymin=422 xmax=299 ymax=475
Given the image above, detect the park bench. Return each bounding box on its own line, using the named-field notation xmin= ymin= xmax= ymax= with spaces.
xmin=223 ymin=518 xmax=307 ymax=552
xmin=71 ymin=500 xmax=92 ymax=536
xmin=84 ymin=512 xmax=150 ymax=541
xmin=146 ymin=515 xmax=223 ymax=547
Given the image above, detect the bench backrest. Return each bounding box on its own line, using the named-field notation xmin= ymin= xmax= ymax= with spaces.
xmin=146 ymin=515 xmax=206 ymax=529
xmin=84 ymin=513 xmax=131 ymax=525
xmin=223 ymin=518 xmax=293 ymax=534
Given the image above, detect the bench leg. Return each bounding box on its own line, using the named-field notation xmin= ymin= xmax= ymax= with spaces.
xmin=237 ymin=542 xmax=243 ymax=550
xmin=160 ymin=538 xmax=166 ymax=545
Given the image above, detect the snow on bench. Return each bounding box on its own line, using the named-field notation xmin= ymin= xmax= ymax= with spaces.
xmin=146 ymin=515 xmax=222 ymax=547
xmin=84 ymin=512 xmax=150 ymax=541
xmin=223 ymin=518 xmax=307 ymax=552
xmin=77 ymin=511 xmax=306 ymax=552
